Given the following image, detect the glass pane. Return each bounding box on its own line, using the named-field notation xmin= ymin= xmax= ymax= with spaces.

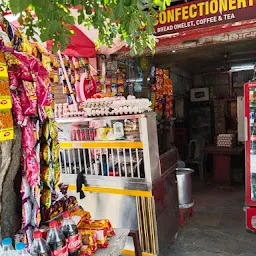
xmin=249 ymin=87 xmax=256 ymax=200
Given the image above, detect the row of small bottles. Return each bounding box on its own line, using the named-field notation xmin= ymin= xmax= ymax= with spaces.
xmin=2 ymin=237 xmax=31 ymax=255
xmin=1 ymin=211 xmax=80 ymax=255
xmin=2 ymin=231 xmax=47 ymax=255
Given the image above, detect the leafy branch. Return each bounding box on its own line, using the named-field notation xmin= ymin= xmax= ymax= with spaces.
xmin=6 ymin=0 xmax=169 ymax=55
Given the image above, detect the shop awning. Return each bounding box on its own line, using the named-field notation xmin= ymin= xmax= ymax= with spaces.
xmin=47 ymin=26 xmax=97 ymax=58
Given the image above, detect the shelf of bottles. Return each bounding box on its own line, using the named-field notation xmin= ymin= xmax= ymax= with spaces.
xmin=249 ymin=88 xmax=256 ymax=200
xmin=58 ymin=115 xmax=146 ymax=180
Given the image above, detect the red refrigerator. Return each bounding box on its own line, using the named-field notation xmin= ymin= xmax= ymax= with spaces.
xmin=245 ymin=81 xmax=256 ymax=231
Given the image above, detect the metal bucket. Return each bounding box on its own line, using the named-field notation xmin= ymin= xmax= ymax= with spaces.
xmin=176 ymin=168 xmax=194 ymax=207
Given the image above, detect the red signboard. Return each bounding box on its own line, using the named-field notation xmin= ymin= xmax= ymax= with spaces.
xmin=154 ymin=0 xmax=256 ymax=36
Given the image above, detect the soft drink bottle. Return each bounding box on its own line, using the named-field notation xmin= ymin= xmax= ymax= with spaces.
xmin=30 ymin=231 xmax=51 ymax=256
xmin=2 ymin=237 xmax=14 ymax=251
xmin=61 ymin=211 xmax=81 ymax=256
xmin=16 ymin=242 xmax=30 ymax=255
xmin=46 ymin=220 xmax=68 ymax=256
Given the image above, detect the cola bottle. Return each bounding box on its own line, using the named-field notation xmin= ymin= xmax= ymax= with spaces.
xmin=46 ymin=220 xmax=68 ymax=256
xmin=31 ymin=230 xmax=51 ymax=256
xmin=61 ymin=211 xmax=81 ymax=256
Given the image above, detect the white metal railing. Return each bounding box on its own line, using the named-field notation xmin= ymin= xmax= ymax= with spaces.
xmin=59 ymin=147 xmax=144 ymax=179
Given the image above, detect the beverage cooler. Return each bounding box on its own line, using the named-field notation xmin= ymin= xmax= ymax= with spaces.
xmin=244 ymin=81 xmax=256 ymax=231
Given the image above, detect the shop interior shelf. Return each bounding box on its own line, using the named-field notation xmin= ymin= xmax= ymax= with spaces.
xmin=56 ymin=114 xmax=145 ymax=124
xmin=94 ymin=228 xmax=130 ymax=256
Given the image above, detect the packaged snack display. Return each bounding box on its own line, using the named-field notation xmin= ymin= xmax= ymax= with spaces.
xmin=80 ymin=245 xmax=92 ymax=256
xmin=94 ymin=219 xmax=115 ymax=237
xmin=70 ymin=207 xmax=91 ymax=226
xmin=81 ymin=230 xmax=97 ymax=253
xmin=77 ymin=220 xmax=110 ymax=248
xmin=124 ymin=119 xmax=140 ymax=141
xmin=152 ymin=68 xmax=173 ymax=120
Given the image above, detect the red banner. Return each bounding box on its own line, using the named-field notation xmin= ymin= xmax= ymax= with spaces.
xmin=154 ymin=0 xmax=256 ymax=36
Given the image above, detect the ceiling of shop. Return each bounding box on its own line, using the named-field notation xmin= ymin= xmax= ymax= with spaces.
xmin=152 ymin=38 xmax=256 ymax=74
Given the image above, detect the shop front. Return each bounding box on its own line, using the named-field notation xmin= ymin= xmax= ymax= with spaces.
xmin=2 ymin=1 xmax=256 ymax=255
xmin=116 ymin=0 xmax=256 ymax=252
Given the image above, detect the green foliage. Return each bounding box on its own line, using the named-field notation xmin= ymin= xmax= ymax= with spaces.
xmin=3 ymin=0 xmax=169 ymax=55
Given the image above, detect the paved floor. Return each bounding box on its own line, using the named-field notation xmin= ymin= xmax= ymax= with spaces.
xmin=164 ymin=182 xmax=256 ymax=256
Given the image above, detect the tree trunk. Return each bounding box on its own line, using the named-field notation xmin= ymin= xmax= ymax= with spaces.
xmin=0 ymin=127 xmax=22 ymax=240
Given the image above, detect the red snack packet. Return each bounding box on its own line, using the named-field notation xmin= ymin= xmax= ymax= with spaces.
xmin=11 ymin=92 xmax=25 ymax=126
xmin=22 ymin=121 xmax=36 ymax=153
xmin=37 ymin=75 xmax=51 ymax=107
xmin=9 ymin=71 xmax=20 ymax=90
xmin=94 ymin=219 xmax=115 ymax=237
xmin=25 ymin=149 xmax=40 ymax=187
xmin=78 ymin=221 xmax=109 ymax=248
xmin=70 ymin=207 xmax=91 ymax=226
xmin=81 ymin=230 xmax=97 ymax=253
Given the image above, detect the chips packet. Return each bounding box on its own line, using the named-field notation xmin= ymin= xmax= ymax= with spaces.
xmin=80 ymin=245 xmax=92 ymax=256
xmin=78 ymin=221 xmax=109 ymax=248
xmin=70 ymin=207 xmax=91 ymax=226
xmin=81 ymin=230 xmax=97 ymax=253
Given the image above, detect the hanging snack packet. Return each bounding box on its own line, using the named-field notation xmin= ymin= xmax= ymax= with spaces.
xmin=53 ymin=161 xmax=60 ymax=186
xmin=51 ymin=139 xmax=60 ymax=163
xmin=65 ymin=196 xmax=78 ymax=212
xmin=42 ymin=121 xmax=50 ymax=141
xmin=20 ymin=81 xmax=37 ymax=116
xmin=22 ymin=198 xmax=32 ymax=227
xmin=44 ymin=105 xmax=54 ymax=120
xmin=21 ymin=176 xmax=31 ymax=201
xmin=22 ymin=121 xmax=36 ymax=153
xmin=24 ymin=225 xmax=33 ymax=249
xmin=42 ymin=54 xmax=51 ymax=72
xmin=0 ymin=80 xmax=12 ymax=109
xmin=0 ymin=111 xmax=13 ymax=129
xmin=31 ymin=201 xmax=41 ymax=228
xmin=25 ymin=150 xmax=40 ymax=187
xmin=11 ymin=93 xmax=25 ymax=126
xmin=41 ymin=189 xmax=51 ymax=208
xmin=49 ymin=120 xmax=58 ymax=140
xmin=0 ymin=110 xmax=14 ymax=141
xmin=41 ymin=165 xmax=52 ymax=188
xmin=42 ymin=144 xmax=51 ymax=164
